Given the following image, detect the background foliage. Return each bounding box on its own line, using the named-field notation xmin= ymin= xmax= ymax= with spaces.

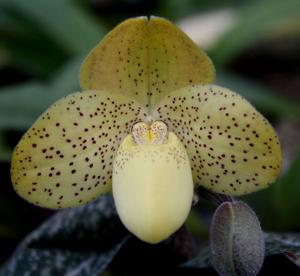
xmin=0 ymin=0 xmax=299 ymax=275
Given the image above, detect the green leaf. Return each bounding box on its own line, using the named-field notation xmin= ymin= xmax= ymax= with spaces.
xmin=0 ymin=5 xmax=69 ymax=77
xmin=50 ymin=56 xmax=82 ymax=93
xmin=0 ymin=195 xmax=129 ymax=275
xmin=217 ymin=72 xmax=300 ymax=118
xmin=0 ymin=131 xmax=11 ymax=160
xmin=242 ymin=150 xmax=300 ymax=230
xmin=210 ymin=0 xmax=300 ymax=66
xmin=0 ymin=57 xmax=81 ymax=130
xmin=2 ymin=0 xmax=104 ymax=55
xmin=158 ymin=0 xmax=236 ymax=19
xmin=0 ymin=82 xmax=49 ymax=129
xmin=271 ymin=150 xmax=300 ymax=228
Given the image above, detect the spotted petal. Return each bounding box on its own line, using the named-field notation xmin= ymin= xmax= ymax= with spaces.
xmin=153 ymin=84 xmax=282 ymax=195
xmin=11 ymin=91 xmax=146 ymax=209
xmin=80 ymin=16 xmax=215 ymax=110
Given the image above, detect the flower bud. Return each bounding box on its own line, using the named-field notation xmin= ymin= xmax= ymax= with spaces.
xmin=210 ymin=201 xmax=265 ymax=276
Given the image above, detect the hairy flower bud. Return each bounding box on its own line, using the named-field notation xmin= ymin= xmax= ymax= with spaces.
xmin=210 ymin=201 xmax=265 ymax=276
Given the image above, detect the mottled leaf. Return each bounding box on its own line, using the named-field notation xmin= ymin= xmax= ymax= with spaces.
xmin=154 ymin=84 xmax=281 ymax=196
xmin=0 ymin=195 xmax=128 ymax=276
xmin=265 ymin=233 xmax=300 ymax=267
xmin=80 ymin=16 xmax=215 ymax=110
xmin=11 ymin=90 xmax=147 ymax=208
xmin=183 ymin=232 xmax=300 ymax=270
xmin=181 ymin=245 xmax=211 ymax=268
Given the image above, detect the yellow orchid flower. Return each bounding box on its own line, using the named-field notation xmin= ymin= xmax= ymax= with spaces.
xmin=10 ymin=16 xmax=281 ymax=244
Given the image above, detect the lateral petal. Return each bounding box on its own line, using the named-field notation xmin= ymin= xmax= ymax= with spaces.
xmin=11 ymin=91 xmax=146 ymax=208
xmin=154 ymin=84 xmax=282 ymax=195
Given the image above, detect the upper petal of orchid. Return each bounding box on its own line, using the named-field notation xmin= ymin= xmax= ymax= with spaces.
xmin=153 ymin=84 xmax=282 ymax=195
xmin=80 ymin=16 xmax=215 ymax=110
xmin=11 ymin=90 xmax=146 ymax=209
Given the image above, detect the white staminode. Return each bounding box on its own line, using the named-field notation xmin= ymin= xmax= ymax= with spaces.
xmin=112 ymin=121 xmax=194 ymax=243
xmin=132 ymin=121 xmax=168 ymax=145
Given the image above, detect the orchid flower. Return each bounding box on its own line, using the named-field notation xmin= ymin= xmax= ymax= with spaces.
xmin=11 ymin=17 xmax=281 ymax=244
